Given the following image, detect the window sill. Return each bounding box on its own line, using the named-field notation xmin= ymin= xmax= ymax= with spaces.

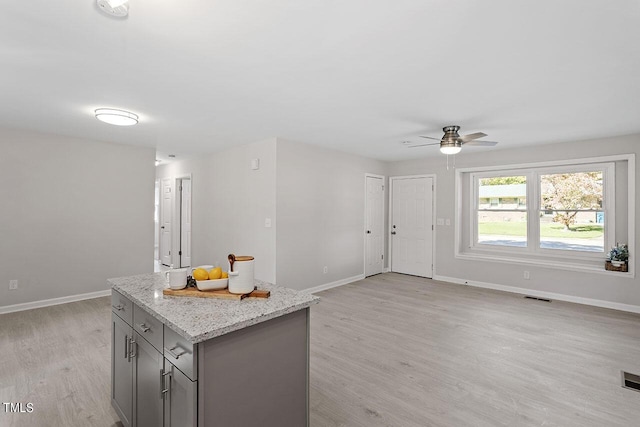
xmin=455 ymin=251 xmax=635 ymax=278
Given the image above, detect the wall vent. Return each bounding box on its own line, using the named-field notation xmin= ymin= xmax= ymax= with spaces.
xmin=524 ymin=296 xmax=551 ymax=302
xmin=621 ymin=371 xmax=640 ymax=392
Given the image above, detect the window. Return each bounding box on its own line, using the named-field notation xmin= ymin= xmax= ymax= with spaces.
xmin=539 ymin=171 xmax=604 ymax=253
xmin=477 ymin=175 xmax=527 ymax=248
xmin=455 ymin=154 xmax=634 ymax=273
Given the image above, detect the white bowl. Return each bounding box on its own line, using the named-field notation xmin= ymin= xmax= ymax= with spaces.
xmin=196 ymin=278 xmax=228 ymax=291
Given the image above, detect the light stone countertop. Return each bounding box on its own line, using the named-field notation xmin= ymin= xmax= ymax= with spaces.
xmin=108 ymin=273 xmax=319 ymax=344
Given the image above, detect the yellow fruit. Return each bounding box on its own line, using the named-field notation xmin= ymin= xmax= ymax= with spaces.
xmin=221 ymin=271 xmax=228 ymax=279
xmin=208 ymin=267 xmax=222 ymax=280
xmin=193 ymin=268 xmax=209 ymax=281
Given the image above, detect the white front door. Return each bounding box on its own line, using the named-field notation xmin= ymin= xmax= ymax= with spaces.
xmin=179 ymin=179 xmax=192 ymax=268
xmin=390 ymin=176 xmax=434 ymax=278
xmin=365 ymin=175 xmax=385 ymax=277
xmin=160 ymin=178 xmax=173 ymax=267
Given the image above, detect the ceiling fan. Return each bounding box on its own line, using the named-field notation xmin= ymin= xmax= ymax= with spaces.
xmin=408 ymin=125 xmax=499 ymax=154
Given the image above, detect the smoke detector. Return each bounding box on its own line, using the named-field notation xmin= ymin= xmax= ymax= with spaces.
xmin=97 ymin=0 xmax=129 ymax=18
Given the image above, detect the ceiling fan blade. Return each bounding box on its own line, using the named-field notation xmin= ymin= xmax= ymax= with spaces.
xmin=462 ymin=140 xmax=499 ymax=146
xmin=419 ymin=135 xmax=442 ymax=141
xmin=406 ymin=142 xmax=441 ymax=148
xmin=459 ymin=132 xmax=487 ymax=143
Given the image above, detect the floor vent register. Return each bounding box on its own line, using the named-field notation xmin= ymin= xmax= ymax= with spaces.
xmin=621 ymin=371 xmax=640 ymax=392
xmin=524 ymin=296 xmax=552 ymax=302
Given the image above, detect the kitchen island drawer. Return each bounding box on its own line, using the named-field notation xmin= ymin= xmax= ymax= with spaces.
xmin=133 ymin=304 xmax=163 ymax=352
xmin=111 ymin=290 xmax=133 ymax=324
xmin=164 ymin=326 xmax=197 ymax=380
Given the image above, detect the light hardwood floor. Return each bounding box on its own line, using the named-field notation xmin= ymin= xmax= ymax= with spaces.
xmin=0 ymin=296 xmax=122 ymax=427
xmin=1 ymin=273 xmax=639 ymax=426
xmin=310 ymin=273 xmax=640 ymax=426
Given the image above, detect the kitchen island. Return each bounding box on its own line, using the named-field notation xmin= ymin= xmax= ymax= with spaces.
xmin=109 ymin=273 xmax=319 ymax=427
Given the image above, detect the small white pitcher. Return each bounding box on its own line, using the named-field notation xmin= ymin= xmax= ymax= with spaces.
xmin=165 ymin=268 xmax=188 ymax=290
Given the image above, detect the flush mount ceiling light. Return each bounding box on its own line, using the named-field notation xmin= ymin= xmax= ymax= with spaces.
xmin=94 ymin=108 xmax=139 ymax=126
xmin=96 ymin=0 xmax=129 ymax=17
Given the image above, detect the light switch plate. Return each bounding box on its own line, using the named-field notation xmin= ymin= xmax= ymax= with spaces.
xmin=436 ymin=218 xmax=444 ymax=226
xmin=264 ymin=218 xmax=272 ymax=228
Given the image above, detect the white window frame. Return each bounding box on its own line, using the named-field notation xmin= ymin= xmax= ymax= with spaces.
xmin=471 ymin=169 xmax=531 ymax=255
xmin=470 ymin=163 xmax=614 ymax=260
xmin=455 ymin=154 xmax=635 ymax=276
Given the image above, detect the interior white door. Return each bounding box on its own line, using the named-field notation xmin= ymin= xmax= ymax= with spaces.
xmin=365 ymin=175 xmax=385 ymax=277
xmin=180 ymin=179 xmax=192 ymax=268
xmin=160 ymin=178 xmax=173 ymax=267
xmin=391 ymin=176 xmax=433 ymax=278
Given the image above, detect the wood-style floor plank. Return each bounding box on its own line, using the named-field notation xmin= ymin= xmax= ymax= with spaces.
xmin=1 ymin=273 xmax=639 ymax=426
xmin=0 ymin=297 xmax=122 ymax=427
xmin=309 ymin=273 xmax=640 ymax=427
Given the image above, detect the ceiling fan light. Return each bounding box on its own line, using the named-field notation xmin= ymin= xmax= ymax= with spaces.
xmin=106 ymin=0 xmax=129 ymax=7
xmin=95 ymin=108 xmax=139 ymax=126
xmin=440 ymin=145 xmax=461 ymax=155
xmin=96 ymin=0 xmax=129 ymax=17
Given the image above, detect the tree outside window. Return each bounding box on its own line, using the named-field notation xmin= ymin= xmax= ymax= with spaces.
xmin=539 ymin=171 xmax=604 ymax=253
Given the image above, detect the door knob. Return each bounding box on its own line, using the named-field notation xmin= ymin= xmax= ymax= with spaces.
xmin=391 ymin=231 xmax=396 ymax=235
xmin=366 ymin=230 xmax=371 ymax=234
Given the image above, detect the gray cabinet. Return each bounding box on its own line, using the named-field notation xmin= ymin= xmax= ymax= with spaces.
xmin=112 ymin=288 xmax=310 ymax=427
xmin=164 ymin=360 xmax=197 ymax=427
xmin=112 ymin=291 xmax=197 ymax=427
xmin=133 ymin=331 xmax=164 ymax=427
xmin=111 ymin=313 xmax=133 ymax=427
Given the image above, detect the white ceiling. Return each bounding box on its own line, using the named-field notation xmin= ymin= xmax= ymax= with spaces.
xmin=2 ymin=1 xmax=639 ymax=161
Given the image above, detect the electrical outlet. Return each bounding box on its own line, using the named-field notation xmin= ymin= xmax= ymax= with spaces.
xmin=323 ymin=266 xmax=328 ymax=274
xmin=9 ymin=280 xmax=18 ymax=290
xmin=524 ymin=271 xmax=530 ymax=280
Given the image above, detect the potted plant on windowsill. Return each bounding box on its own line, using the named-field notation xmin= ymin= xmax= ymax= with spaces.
xmin=606 ymin=243 xmax=629 ymax=272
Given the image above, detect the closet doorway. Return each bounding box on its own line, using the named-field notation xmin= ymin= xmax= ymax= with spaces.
xmin=159 ymin=176 xmax=192 ymax=268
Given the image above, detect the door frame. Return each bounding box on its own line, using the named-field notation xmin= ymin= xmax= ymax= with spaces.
xmin=160 ymin=177 xmax=173 ymax=267
xmin=388 ymin=174 xmax=437 ymax=277
xmin=172 ymin=174 xmax=192 ymax=268
xmin=363 ymin=173 xmax=386 ymax=277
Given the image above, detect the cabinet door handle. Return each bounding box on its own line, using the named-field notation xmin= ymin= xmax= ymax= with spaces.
xmin=160 ymin=369 xmax=171 ymax=399
xmin=128 ymin=338 xmax=137 ymax=361
xmin=165 ymin=345 xmax=186 ymax=359
xmin=124 ymin=334 xmax=129 ymax=359
xmin=114 ymin=304 xmax=124 ymax=311
xmin=138 ymin=323 xmax=151 ymax=333
xmin=164 ymin=344 xmax=187 ymax=360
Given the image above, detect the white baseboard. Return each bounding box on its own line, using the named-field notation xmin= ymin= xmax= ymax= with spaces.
xmin=304 ymin=274 xmax=365 ymax=295
xmin=383 ymin=267 xmax=390 ymax=273
xmin=0 ymin=289 xmax=112 ymax=315
xmin=433 ymin=274 xmax=640 ymax=314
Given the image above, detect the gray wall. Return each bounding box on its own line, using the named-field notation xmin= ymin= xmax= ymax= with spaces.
xmin=3 ymin=129 xmax=635 ymax=310
xmin=157 ymin=138 xmax=388 ymax=289
xmin=156 ymin=138 xmax=277 ymax=283
xmin=388 ymin=134 xmax=640 ymax=307
xmin=275 ymin=139 xmax=388 ymax=290
xmin=0 ymin=129 xmax=155 ymax=308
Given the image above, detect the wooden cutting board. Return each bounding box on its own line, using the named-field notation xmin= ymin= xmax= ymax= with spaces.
xmin=163 ymin=286 xmax=270 ymax=300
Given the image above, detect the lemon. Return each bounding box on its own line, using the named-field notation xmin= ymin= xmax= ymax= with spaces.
xmin=208 ymin=267 xmax=222 ymax=280
xmin=193 ymin=268 xmax=209 ymax=281
xmin=221 ymin=271 xmax=228 ymax=279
